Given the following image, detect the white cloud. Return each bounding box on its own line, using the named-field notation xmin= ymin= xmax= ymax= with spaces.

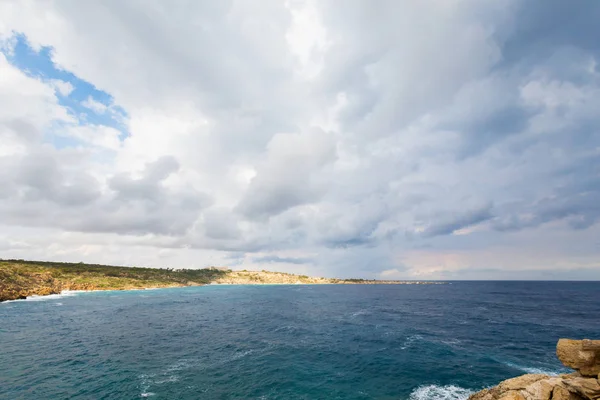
xmin=236 ymin=128 xmax=337 ymax=219
xmin=0 ymin=0 xmax=599 ymax=279
xmin=82 ymin=96 xmax=108 ymax=114
xmin=65 ymin=124 xmax=122 ymax=150
xmin=0 ymin=52 xmax=73 ymax=155
xmin=50 ymin=79 xmax=74 ymax=96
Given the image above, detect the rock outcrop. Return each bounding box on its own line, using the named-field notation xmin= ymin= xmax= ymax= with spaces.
xmin=468 ymin=339 xmax=600 ymax=400
xmin=557 ymin=339 xmax=600 ymax=378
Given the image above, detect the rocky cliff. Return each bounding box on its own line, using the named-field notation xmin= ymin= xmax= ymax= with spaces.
xmin=469 ymin=339 xmax=600 ymax=400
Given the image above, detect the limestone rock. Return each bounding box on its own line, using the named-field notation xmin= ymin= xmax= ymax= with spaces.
xmin=561 ymin=377 xmax=600 ymax=400
xmin=498 ymin=375 xmax=550 ymax=392
xmin=552 ymin=385 xmax=585 ymax=400
xmin=468 ymin=377 xmax=589 ymax=400
xmin=499 ymin=391 xmax=526 ymax=400
xmin=469 ymin=340 xmax=600 ymax=400
xmin=522 ymin=378 xmax=557 ymax=400
xmin=561 ymin=372 xmax=583 ymax=379
xmin=468 ymin=375 xmax=550 ymax=400
xmin=469 ymin=388 xmax=495 ymax=400
xmin=557 ymin=339 xmax=600 ymax=377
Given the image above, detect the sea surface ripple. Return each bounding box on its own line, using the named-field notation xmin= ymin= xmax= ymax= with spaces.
xmin=1 ymin=281 xmax=599 ymax=399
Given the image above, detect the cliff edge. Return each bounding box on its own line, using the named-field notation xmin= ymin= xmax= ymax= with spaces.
xmin=469 ymin=339 xmax=600 ymax=400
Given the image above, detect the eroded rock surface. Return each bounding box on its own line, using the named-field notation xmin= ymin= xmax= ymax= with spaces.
xmin=557 ymin=339 xmax=600 ymax=378
xmin=468 ymin=339 xmax=600 ymax=400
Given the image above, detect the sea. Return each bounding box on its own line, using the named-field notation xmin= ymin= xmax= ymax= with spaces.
xmin=1 ymin=282 xmax=599 ymax=399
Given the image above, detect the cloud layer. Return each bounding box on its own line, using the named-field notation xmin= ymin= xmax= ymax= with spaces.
xmin=0 ymin=0 xmax=599 ymax=279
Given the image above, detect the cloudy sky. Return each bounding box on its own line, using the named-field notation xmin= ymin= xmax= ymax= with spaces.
xmin=0 ymin=0 xmax=599 ymax=280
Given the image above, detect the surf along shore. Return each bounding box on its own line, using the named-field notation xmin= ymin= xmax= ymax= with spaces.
xmin=0 ymin=259 xmax=442 ymax=302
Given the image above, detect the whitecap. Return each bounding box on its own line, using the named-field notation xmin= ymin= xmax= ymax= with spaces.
xmin=154 ymin=375 xmax=179 ymax=384
xmin=400 ymin=334 xmax=424 ymax=349
xmin=1 ymin=289 xmax=96 ymax=304
xmin=2 ymin=292 xmax=72 ymax=303
xmin=350 ymin=310 xmax=370 ymax=318
xmin=441 ymin=338 xmax=462 ymax=347
xmin=60 ymin=290 xmax=93 ymax=294
xmin=503 ymin=362 xmax=566 ymax=376
xmin=409 ymin=384 xmax=474 ymax=400
xmin=226 ymin=349 xmax=255 ymax=363
xmin=140 ymin=392 xmax=155 ymax=397
xmin=166 ymin=359 xmax=199 ymax=373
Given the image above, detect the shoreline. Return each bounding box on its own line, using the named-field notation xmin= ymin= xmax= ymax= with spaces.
xmin=0 ymin=286 xmax=190 ymax=303
xmin=0 ymin=283 xmax=196 ymax=303
xmin=1 ymin=281 xmax=446 ymax=303
xmin=0 ymin=259 xmax=445 ymax=302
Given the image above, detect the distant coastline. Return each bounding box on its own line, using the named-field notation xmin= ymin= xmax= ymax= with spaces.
xmin=0 ymin=259 xmax=443 ymax=302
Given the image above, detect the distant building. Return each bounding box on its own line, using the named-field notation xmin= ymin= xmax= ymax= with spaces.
xmin=206 ymin=266 xmax=231 ymax=271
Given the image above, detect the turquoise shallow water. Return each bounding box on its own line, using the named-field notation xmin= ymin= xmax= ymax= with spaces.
xmin=1 ymin=282 xmax=599 ymax=399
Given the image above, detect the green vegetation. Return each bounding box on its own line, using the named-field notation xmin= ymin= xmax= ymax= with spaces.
xmin=0 ymin=259 xmax=228 ymax=301
xmin=0 ymin=259 xmax=441 ymax=302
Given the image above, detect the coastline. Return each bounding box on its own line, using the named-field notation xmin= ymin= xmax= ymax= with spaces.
xmin=0 ymin=284 xmax=195 ymax=303
xmin=2 ymin=280 xmax=444 ymax=302
xmin=0 ymin=259 xmax=445 ymax=302
xmin=1 ymin=286 xmax=190 ymax=303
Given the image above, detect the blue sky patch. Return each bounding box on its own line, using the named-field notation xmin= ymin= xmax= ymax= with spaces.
xmin=3 ymin=34 xmax=129 ymax=148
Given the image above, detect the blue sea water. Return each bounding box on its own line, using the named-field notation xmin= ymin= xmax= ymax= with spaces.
xmin=1 ymin=282 xmax=599 ymax=400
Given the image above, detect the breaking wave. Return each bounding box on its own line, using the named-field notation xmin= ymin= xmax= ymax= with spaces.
xmin=409 ymin=384 xmax=475 ymax=400
xmin=503 ymin=361 xmax=567 ymax=376
xmin=1 ymin=290 xmax=89 ymax=303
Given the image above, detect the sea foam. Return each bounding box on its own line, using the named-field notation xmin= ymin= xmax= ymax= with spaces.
xmin=503 ymin=361 xmax=567 ymax=376
xmin=409 ymin=384 xmax=474 ymax=400
xmin=0 ymin=289 xmax=98 ymax=304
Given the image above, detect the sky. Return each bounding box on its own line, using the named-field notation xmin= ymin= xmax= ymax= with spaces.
xmin=0 ymin=0 xmax=599 ymax=280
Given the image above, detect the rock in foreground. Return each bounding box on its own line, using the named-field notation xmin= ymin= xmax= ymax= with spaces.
xmin=468 ymin=339 xmax=600 ymax=400
xmin=557 ymin=339 xmax=600 ymax=378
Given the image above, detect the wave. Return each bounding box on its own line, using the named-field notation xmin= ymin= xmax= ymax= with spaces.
xmin=502 ymin=361 xmax=566 ymax=376
xmin=400 ymin=334 xmax=424 ymax=349
xmin=350 ymin=309 xmax=370 ymax=318
xmin=2 ymin=287 xmax=179 ymax=305
xmin=1 ymin=290 xmax=86 ymax=303
xmin=441 ymin=338 xmax=462 ymax=346
xmin=409 ymin=384 xmax=474 ymax=400
xmin=138 ymin=350 xmax=258 ymax=396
